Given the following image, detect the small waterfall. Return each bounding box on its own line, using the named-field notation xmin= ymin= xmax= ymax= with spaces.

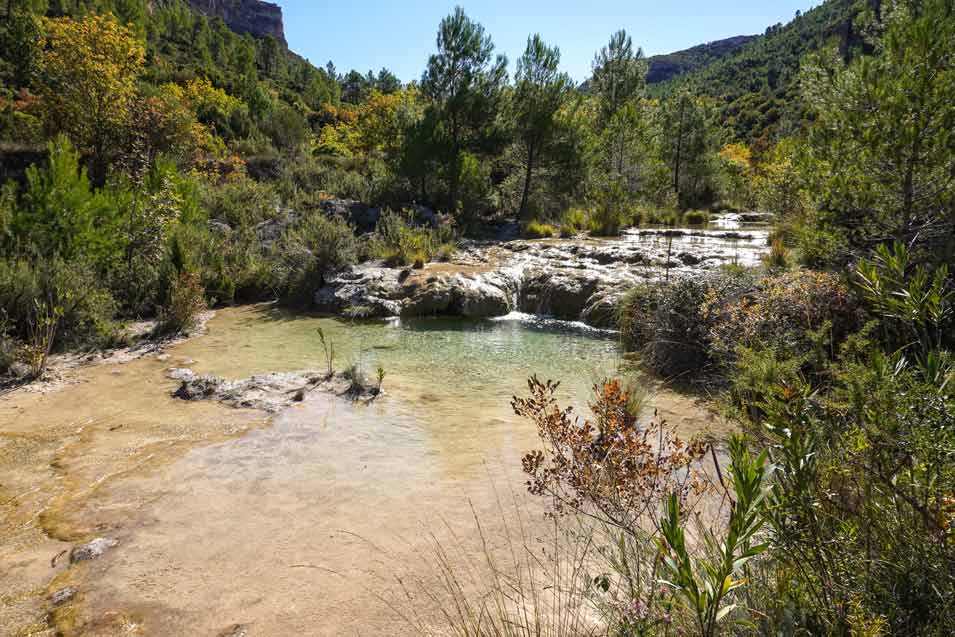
xmin=506 ymin=261 xmax=528 ymax=313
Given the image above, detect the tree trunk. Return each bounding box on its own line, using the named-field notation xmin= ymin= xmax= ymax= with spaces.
xmin=449 ymin=112 xmax=460 ymax=212
xmin=519 ymin=144 xmax=535 ymax=219
xmin=673 ymin=97 xmax=687 ymax=205
xmin=899 ymin=136 xmax=921 ymax=243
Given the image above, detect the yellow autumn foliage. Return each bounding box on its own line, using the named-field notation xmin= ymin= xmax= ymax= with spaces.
xmin=38 ymin=13 xmax=145 ymax=166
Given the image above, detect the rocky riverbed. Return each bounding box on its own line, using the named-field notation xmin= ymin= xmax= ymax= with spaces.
xmin=315 ymin=225 xmax=770 ymax=327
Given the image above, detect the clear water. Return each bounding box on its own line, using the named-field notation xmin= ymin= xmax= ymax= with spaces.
xmin=182 ymin=305 xmax=624 ymax=438
xmin=3 ymin=306 xmax=719 ymax=636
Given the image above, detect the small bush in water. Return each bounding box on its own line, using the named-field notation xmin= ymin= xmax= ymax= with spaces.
xmin=156 ymin=271 xmax=206 ymax=335
xmin=522 ymin=220 xmax=558 ymax=239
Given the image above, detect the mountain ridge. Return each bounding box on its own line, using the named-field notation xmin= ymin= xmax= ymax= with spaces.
xmin=646 ymin=34 xmax=757 ymax=84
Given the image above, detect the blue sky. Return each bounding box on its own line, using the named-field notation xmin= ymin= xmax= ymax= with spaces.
xmin=280 ymin=1 xmax=820 ymax=84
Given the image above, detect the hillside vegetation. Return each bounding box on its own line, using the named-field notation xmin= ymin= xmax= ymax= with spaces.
xmin=655 ymin=0 xmax=867 ymax=144
xmin=646 ymin=35 xmax=756 ymax=84
xmin=0 ymin=1 xmax=953 ymax=633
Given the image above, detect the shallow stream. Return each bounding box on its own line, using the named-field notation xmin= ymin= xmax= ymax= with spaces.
xmin=1 ymin=305 xmax=721 ymax=635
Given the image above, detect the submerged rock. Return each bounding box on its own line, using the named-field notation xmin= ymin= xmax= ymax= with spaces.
xmin=69 ymin=537 xmax=118 ymax=564
xmin=678 ymin=252 xmax=702 ymax=266
xmin=50 ymin=587 xmax=78 ymax=606
xmin=171 ymin=372 xmax=222 ymax=400
xmin=170 ymin=368 xmax=329 ymax=412
xmin=217 ymin=625 xmax=250 ymax=637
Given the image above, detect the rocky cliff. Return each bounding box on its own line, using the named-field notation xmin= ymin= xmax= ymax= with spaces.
xmin=186 ymin=0 xmax=286 ymax=46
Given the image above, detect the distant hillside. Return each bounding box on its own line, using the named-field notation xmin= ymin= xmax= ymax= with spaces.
xmin=646 ymin=35 xmax=757 ymax=84
xmin=0 ymin=0 xmax=338 ymax=139
xmin=656 ymin=0 xmax=869 ymax=144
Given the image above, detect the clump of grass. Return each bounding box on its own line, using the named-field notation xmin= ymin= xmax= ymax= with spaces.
xmin=561 ymin=207 xmax=591 ymax=235
xmin=374 ymin=208 xmax=455 ymax=267
xmin=639 ymin=208 xmax=678 ymax=226
xmin=435 ymin=242 xmax=456 ymax=262
xmin=764 ymin=237 xmax=791 ymax=269
xmin=767 ymin=223 xmax=794 ymax=246
xmin=0 ymin=330 xmax=16 ymax=376
xmin=523 ymin=220 xmax=558 ymax=239
xmin=393 ymin=493 xmax=603 ymax=637
xmin=683 ymin=210 xmax=710 ymax=225
xmin=343 ymin=362 xmax=368 ymax=393
xmin=411 ymin=250 xmax=427 ymax=269
xmin=589 ymin=208 xmax=630 ymax=236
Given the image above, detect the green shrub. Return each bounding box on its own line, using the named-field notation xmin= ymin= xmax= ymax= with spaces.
xmin=560 ymin=207 xmax=590 ymax=235
xmin=856 ymin=241 xmax=953 ymax=354
xmin=162 ymin=224 xmax=262 ymax=306
xmin=156 ymin=270 xmax=206 ymax=335
xmin=0 ymin=314 xmax=16 ymax=375
xmin=16 ymin=136 xmax=122 ymax=267
xmin=199 ymin=177 xmax=278 ymax=229
xmin=638 ymin=207 xmax=678 ymax=226
xmin=454 ymin=151 xmax=493 ymax=226
xmin=589 ymin=179 xmax=632 ymax=236
xmin=373 ymin=208 xmax=453 ymax=266
xmin=756 ymin=367 xmax=955 ymax=634
xmin=589 ymin=207 xmax=627 ymax=236
xmin=659 ymin=437 xmax=769 ymax=637
xmin=793 ymin=214 xmax=849 ymax=268
xmin=729 ymin=345 xmax=802 ymax=420
xmin=522 ymin=220 xmax=557 ymax=239
xmin=0 ymin=259 xmax=39 ymax=336
xmin=0 ymin=108 xmax=42 ymax=145
xmin=621 ymin=278 xmax=715 ymax=377
xmin=261 ymin=104 xmax=309 ymax=154
xmin=272 ymin=213 xmax=358 ymax=305
xmin=764 ymin=236 xmax=791 ymax=269
xmin=0 ymin=257 xmax=119 ymax=350
xmin=682 ymin=209 xmax=709 ymax=225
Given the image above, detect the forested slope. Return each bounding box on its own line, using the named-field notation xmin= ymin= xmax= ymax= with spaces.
xmin=655 ymin=0 xmax=868 ymax=144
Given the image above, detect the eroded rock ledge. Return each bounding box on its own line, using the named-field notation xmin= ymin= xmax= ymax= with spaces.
xmin=169 ymin=368 xmax=380 ymax=412
xmin=314 ymin=229 xmax=768 ymax=328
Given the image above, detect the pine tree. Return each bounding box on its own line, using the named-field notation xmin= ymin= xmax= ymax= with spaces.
xmin=513 ymin=34 xmax=572 ymax=219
